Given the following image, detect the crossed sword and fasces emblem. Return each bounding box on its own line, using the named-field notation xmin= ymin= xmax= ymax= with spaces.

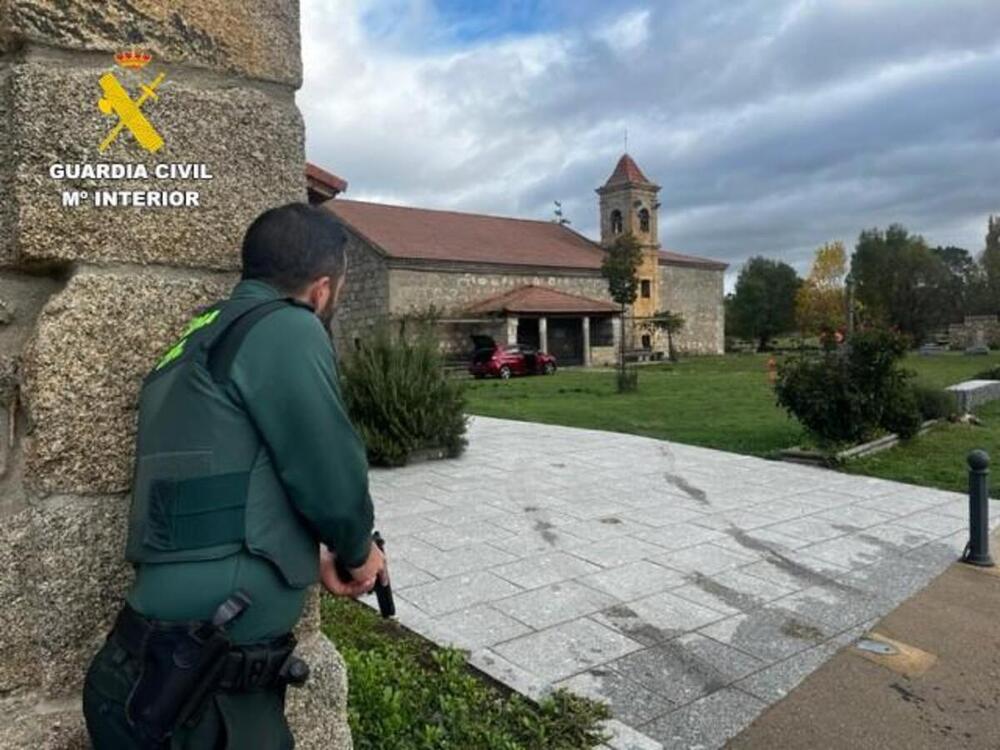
xmin=97 ymin=71 xmax=166 ymax=153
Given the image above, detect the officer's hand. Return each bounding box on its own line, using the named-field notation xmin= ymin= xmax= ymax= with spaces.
xmin=350 ymin=541 xmax=387 ymax=584
xmin=319 ymin=544 xmax=377 ymax=598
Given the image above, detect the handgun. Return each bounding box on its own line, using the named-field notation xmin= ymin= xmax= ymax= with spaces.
xmin=334 ymin=531 xmax=395 ymax=618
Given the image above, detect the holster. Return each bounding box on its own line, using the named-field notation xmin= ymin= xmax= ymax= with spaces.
xmin=110 ymin=604 xmax=306 ymax=744
xmin=118 ymin=606 xmax=233 ymax=743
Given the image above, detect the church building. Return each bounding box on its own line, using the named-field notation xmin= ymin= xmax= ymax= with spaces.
xmin=313 ymin=154 xmax=727 ymax=365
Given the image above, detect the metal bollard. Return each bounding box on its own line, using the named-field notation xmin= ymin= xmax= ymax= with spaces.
xmin=963 ymin=449 xmax=994 ymax=567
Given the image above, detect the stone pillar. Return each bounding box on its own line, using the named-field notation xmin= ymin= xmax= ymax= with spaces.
xmin=582 ymin=316 xmax=591 ymax=367
xmin=612 ymin=316 xmax=623 ymax=354
xmin=0 ymin=3 xmax=351 ymax=748
xmin=539 ymin=316 xmax=548 ymax=354
xmin=506 ymin=315 xmax=518 ymax=345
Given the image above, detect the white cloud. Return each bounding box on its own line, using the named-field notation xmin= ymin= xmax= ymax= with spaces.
xmin=593 ymin=8 xmax=651 ymax=56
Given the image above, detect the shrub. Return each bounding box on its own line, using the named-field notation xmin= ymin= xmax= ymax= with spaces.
xmin=340 ymin=321 xmax=468 ymax=466
xmin=322 ymin=596 xmax=610 ymax=750
xmin=774 ymin=354 xmax=871 ymax=445
xmin=975 ymin=364 xmax=1000 ymax=380
xmin=912 ymin=385 xmax=957 ymax=421
xmin=775 ymin=328 xmax=921 ymax=446
xmin=881 ymin=385 xmax=922 ymax=439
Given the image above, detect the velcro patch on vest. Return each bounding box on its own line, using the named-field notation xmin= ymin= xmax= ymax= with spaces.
xmin=145 ymin=472 xmax=250 ymax=551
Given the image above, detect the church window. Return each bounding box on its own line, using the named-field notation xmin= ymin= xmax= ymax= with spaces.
xmin=641 ymin=334 xmax=651 ymax=349
xmin=610 ymin=210 xmax=623 ymax=234
xmin=590 ymin=317 xmax=614 ymax=346
xmin=640 ymin=279 xmax=651 ymax=299
xmin=639 ymin=208 xmax=650 ymax=233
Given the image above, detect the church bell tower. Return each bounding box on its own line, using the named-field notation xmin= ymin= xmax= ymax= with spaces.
xmin=596 ymin=153 xmax=662 ymax=349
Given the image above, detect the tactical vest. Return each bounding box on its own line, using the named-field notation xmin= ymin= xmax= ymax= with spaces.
xmin=125 ymin=296 xmax=319 ymax=588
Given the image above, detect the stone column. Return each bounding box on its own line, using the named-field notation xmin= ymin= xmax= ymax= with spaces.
xmin=539 ymin=316 xmax=548 ymax=354
xmin=612 ymin=316 xmax=623 ymax=354
xmin=582 ymin=316 xmax=591 ymax=367
xmin=0 ymin=3 xmax=351 ymax=748
xmin=506 ymin=315 xmax=518 ymax=345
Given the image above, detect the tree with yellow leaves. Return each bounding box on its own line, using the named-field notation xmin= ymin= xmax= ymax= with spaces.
xmin=796 ymin=241 xmax=847 ymax=339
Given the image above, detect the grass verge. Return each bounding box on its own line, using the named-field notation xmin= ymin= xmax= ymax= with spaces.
xmin=845 ymin=400 xmax=1000 ymax=496
xmin=320 ymin=595 xmax=610 ymax=750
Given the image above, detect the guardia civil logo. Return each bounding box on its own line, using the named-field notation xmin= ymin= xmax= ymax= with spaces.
xmin=98 ymin=48 xmax=166 ymax=154
xmin=47 ymin=46 xmax=214 ymax=209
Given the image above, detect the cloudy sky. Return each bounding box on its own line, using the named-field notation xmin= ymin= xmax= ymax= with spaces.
xmin=298 ymin=0 xmax=1000 ymax=283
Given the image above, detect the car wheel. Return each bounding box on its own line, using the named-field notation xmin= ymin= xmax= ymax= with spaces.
xmin=544 ymin=362 xmax=556 ymax=375
xmin=499 ymin=366 xmax=512 ymax=380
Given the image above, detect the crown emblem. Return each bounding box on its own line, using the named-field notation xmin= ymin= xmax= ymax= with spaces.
xmin=115 ymin=48 xmax=152 ymax=70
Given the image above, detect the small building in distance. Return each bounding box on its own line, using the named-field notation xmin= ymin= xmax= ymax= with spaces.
xmin=310 ymin=154 xmax=727 ymax=365
xmin=306 ymin=162 xmax=348 ymax=204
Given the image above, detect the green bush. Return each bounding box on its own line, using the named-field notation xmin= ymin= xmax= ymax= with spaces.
xmin=774 ymin=354 xmax=870 ymax=444
xmin=912 ymin=385 xmax=957 ymax=421
xmin=322 ymin=596 xmax=610 ymax=750
xmin=340 ymin=321 xmax=468 ymax=466
xmin=775 ymin=328 xmax=921 ymax=446
xmin=881 ymin=385 xmax=922 ymax=439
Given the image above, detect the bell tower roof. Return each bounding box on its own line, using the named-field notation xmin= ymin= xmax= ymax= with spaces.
xmin=602 ymin=153 xmax=655 ymax=188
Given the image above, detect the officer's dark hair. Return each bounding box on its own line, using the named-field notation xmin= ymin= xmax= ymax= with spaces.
xmin=240 ymin=202 xmax=348 ymax=294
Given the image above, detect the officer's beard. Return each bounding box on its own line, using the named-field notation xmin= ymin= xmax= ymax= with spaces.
xmin=317 ymin=297 xmax=336 ymax=333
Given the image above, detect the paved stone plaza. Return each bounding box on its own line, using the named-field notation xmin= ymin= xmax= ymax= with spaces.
xmin=365 ymin=416 xmax=988 ymax=750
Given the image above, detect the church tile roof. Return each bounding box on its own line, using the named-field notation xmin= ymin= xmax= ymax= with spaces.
xmin=658 ymin=249 xmax=728 ymax=270
xmin=602 ymin=153 xmax=656 ymax=188
xmin=465 ymin=285 xmax=618 ymax=315
xmin=325 ymin=199 xmax=607 ymax=269
xmin=325 ymin=197 xmax=727 ymax=271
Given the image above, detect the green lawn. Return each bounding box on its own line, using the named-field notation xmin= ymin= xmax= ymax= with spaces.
xmin=464 ymin=352 xmax=1000 ymax=458
xmin=464 ymin=351 xmax=1000 ymax=494
xmin=846 ymin=400 xmax=1000 ymax=496
xmin=901 ymin=351 xmax=1000 ymax=389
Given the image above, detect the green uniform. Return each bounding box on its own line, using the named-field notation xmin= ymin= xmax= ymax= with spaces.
xmin=83 ymin=279 xmax=375 ymax=749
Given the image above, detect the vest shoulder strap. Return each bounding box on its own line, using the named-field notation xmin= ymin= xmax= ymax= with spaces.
xmin=207 ymin=298 xmax=297 ymax=383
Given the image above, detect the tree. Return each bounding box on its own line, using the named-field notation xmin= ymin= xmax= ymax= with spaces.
xmin=795 ymin=241 xmax=847 ymax=338
xmin=646 ymin=310 xmax=685 ymax=362
xmin=601 ymin=232 xmax=643 ymax=390
xmin=851 ymin=224 xmax=948 ymax=342
xmin=931 ymin=245 xmax=979 ymax=322
xmin=728 ymin=256 xmax=801 ymax=351
xmin=979 ymin=215 xmax=1000 ymax=312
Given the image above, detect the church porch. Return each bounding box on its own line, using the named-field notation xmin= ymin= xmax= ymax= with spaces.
xmin=455 ymin=284 xmax=621 ymax=368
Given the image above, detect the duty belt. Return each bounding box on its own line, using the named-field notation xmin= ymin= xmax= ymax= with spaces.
xmin=110 ymin=604 xmax=308 ymax=691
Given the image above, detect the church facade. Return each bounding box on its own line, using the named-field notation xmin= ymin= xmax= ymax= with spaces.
xmin=319 ymin=154 xmax=727 ymax=365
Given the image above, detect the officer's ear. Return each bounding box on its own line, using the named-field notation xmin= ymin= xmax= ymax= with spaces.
xmin=300 ymin=275 xmax=332 ymax=313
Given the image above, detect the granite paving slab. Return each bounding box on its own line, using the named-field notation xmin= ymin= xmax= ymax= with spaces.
xmin=366 ymin=415 xmax=998 ymax=749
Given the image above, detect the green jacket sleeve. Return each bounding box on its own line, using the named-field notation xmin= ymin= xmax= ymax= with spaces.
xmin=230 ymin=306 xmax=374 ymax=568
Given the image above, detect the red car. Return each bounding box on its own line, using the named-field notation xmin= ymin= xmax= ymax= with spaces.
xmin=469 ymin=335 xmax=557 ymax=379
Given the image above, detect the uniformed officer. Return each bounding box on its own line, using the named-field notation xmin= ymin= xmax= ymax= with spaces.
xmin=83 ymin=203 xmax=385 ymax=749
